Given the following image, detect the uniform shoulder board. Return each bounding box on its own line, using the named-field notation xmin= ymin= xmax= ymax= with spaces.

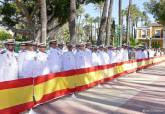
xmin=0 ymin=50 xmax=6 ymax=54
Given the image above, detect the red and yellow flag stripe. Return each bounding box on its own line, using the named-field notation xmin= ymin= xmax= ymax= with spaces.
xmin=0 ymin=56 xmax=165 ymax=114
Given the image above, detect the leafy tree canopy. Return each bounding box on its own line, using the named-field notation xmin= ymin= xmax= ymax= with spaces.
xmin=0 ymin=30 xmax=12 ymax=41
xmin=144 ymin=0 xmax=165 ymax=26
xmin=0 ymin=0 xmax=104 ymax=40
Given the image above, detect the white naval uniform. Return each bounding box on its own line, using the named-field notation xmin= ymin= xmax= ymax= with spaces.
xmin=18 ymin=50 xmax=26 ymax=77
xmin=116 ymin=50 xmax=122 ymax=62
xmin=33 ymin=51 xmax=50 ymax=77
xmin=57 ymin=48 xmax=64 ymax=56
xmin=135 ymin=50 xmax=143 ymax=60
xmin=145 ymin=50 xmax=149 ymax=58
xmin=47 ymin=48 xmax=62 ymax=73
xmin=108 ymin=50 xmax=117 ymax=64
xmin=0 ymin=50 xmax=18 ymax=82
xmin=142 ymin=50 xmax=148 ymax=59
xmin=75 ymin=50 xmax=86 ymax=69
xmin=62 ymin=51 xmax=76 ymax=71
xmin=18 ymin=50 xmax=37 ymax=78
xmin=92 ymin=52 xmax=100 ymax=66
xmin=84 ymin=49 xmax=92 ymax=68
xmin=97 ymin=51 xmax=110 ymax=65
xmin=150 ymin=50 xmax=155 ymax=57
xmin=123 ymin=49 xmax=129 ymax=62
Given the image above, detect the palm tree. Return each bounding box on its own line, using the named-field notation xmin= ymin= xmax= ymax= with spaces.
xmin=129 ymin=4 xmax=141 ymax=38
xmin=84 ymin=14 xmax=94 ymax=43
xmin=97 ymin=0 xmax=110 ymax=46
xmin=126 ymin=0 xmax=132 ymax=45
xmin=119 ymin=0 xmax=122 ymax=46
xmin=69 ymin=0 xmax=77 ymax=43
xmin=140 ymin=11 xmax=149 ymax=26
xmin=88 ymin=17 xmax=94 ymax=43
xmin=39 ymin=0 xmax=47 ymax=43
xmin=76 ymin=6 xmax=85 ymax=41
xmin=94 ymin=1 xmax=104 ymax=28
xmin=105 ymin=0 xmax=114 ymax=45
xmin=93 ymin=17 xmax=100 ymax=41
xmin=84 ymin=13 xmax=90 ymax=25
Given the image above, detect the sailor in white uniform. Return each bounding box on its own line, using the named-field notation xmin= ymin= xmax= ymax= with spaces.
xmin=19 ymin=42 xmax=27 ymax=53
xmin=57 ymin=43 xmax=64 ymax=56
xmin=0 ymin=39 xmax=18 ymax=82
xmin=18 ymin=42 xmax=27 ymax=77
xmin=33 ymin=43 xmax=50 ymax=77
xmin=91 ymin=46 xmax=101 ymax=66
xmin=47 ymin=40 xmax=62 ymax=73
xmin=84 ymin=42 xmax=92 ymax=68
xmin=62 ymin=43 xmax=76 ymax=71
xmin=18 ymin=41 xmax=37 ymax=78
xmin=108 ymin=46 xmax=117 ymax=64
xmin=114 ymin=47 xmax=121 ymax=63
xmin=75 ymin=43 xmax=87 ymax=69
xmin=122 ymin=45 xmax=129 ymax=62
xmin=97 ymin=46 xmax=110 ymax=65
xmin=135 ymin=48 xmax=143 ymax=60
xmin=142 ymin=48 xmax=148 ymax=59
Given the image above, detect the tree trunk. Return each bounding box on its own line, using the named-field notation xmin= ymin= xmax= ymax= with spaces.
xmin=119 ymin=0 xmax=123 ymax=46
xmin=105 ymin=0 xmax=114 ymax=46
xmin=39 ymin=0 xmax=47 ymax=43
xmin=97 ymin=0 xmax=109 ymax=46
xmin=95 ymin=23 xmax=97 ymax=41
xmin=90 ymin=22 xmax=93 ymax=43
xmin=78 ymin=15 xmax=82 ymax=41
xmin=126 ymin=0 xmax=132 ymax=45
xmin=132 ymin=21 xmax=134 ymax=38
xmin=69 ymin=0 xmax=77 ymax=44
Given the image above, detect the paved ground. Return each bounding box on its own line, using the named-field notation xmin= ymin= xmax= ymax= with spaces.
xmin=30 ymin=63 xmax=165 ymax=114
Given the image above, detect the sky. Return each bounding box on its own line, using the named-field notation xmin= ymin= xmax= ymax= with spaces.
xmin=84 ymin=0 xmax=155 ymax=24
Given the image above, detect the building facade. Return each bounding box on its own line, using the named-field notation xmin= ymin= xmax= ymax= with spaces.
xmin=136 ymin=23 xmax=165 ymax=48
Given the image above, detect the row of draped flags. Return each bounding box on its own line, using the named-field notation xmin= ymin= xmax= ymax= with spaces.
xmin=0 ymin=56 xmax=165 ymax=114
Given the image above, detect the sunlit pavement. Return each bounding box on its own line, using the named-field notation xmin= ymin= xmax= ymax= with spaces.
xmin=32 ymin=63 xmax=165 ymax=114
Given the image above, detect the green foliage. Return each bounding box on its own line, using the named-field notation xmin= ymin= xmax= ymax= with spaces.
xmin=124 ymin=4 xmax=148 ymax=24
xmin=0 ymin=30 xmax=12 ymax=41
xmin=114 ymin=25 xmax=120 ymax=47
xmin=85 ymin=0 xmax=104 ymax=4
xmin=152 ymin=42 xmax=160 ymax=48
xmin=0 ymin=0 xmax=106 ymax=42
xmin=1 ymin=2 xmax=18 ymax=26
xmin=63 ymin=29 xmax=70 ymax=42
xmin=130 ymin=37 xmax=137 ymax=47
xmin=144 ymin=0 xmax=165 ymax=26
xmin=47 ymin=0 xmax=70 ymax=24
xmin=15 ymin=35 xmax=29 ymax=42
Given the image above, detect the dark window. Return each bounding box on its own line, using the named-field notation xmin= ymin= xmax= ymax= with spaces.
xmin=142 ymin=30 xmax=147 ymax=38
xmin=155 ymin=30 xmax=161 ymax=38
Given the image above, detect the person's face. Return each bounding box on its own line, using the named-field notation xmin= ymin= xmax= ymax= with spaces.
xmin=27 ymin=45 xmax=34 ymax=51
xmin=104 ymin=48 xmax=107 ymax=52
xmin=50 ymin=43 xmax=57 ymax=48
xmin=67 ymin=46 xmax=73 ymax=51
xmin=6 ymin=44 xmax=15 ymax=52
xmin=39 ymin=47 xmax=46 ymax=52
xmin=79 ymin=45 xmax=85 ymax=50
xmin=93 ymin=48 xmax=97 ymax=52
xmin=99 ymin=47 xmax=103 ymax=51
xmin=86 ymin=44 xmax=91 ymax=49
xmin=20 ymin=45 xmax=26 ymax=50
xmin=33 ymin=45 xmax=38 ymax=51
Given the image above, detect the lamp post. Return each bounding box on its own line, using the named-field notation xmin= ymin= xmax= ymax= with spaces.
xmin=149 ymin=37 xmax=152 ymax=48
